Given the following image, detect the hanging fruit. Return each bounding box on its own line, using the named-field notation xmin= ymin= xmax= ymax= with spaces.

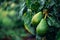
xmin=31 ymin=12 xmax=43 ymax=25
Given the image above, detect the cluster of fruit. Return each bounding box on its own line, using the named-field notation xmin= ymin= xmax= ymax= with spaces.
xmin=31 ymin=11 xmax=48 ymax=37
xmin=0 ymin=8 xmax=16 ymax=27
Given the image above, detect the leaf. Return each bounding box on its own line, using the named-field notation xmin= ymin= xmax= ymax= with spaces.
xmin=47 ymin=18 xmax=52 ymax=26
xmin=45 ymin=0 xmax=55 ymax=8
xmin=25 ymin=0 xmax=46 ymax=12
xmin=0 ymin=32 xmax=5 ymax=39
xmin=25 ymin=0 xmax=32 ymax=8
xmin=24 ymin=23 xmax=35 ymax=35
xmin=22 ymin=12 xmax=35 ymax=35
xmin=19 ymin=0 xmax=25 ymax=18
xmin=36 ymin=35 xmax=41 ymax=40
xmin=56 ymin=30 xmax=60 ymax=40
xmin=14 ymin=28 xmax=30 ymax=37
xmin=38 ymin=0 xmax=46 ymax=10
xmin=48 ymin=16 xmax=60 ymax=28
xmin=14 ymin=36 xmax=22 ymax=40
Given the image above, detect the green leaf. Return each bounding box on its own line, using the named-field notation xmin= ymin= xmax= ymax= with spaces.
xmin=19 ymin=0 xmax=25 ymax=18
xmin=22 ymin=12 xmax=35 ymax=35
xmin=48 ymin=16 xmax=60 ymax=28
xmin=24 ymin=23 xmax=35 ymax=35
xmin=38 ymin=0 xmax=46 ymax=10
xmin=25 ymin=0 xmax=32 ymax=8
xmin=56 ymin=30 xmax=60 ymax=40
xmin=14 ymin=28 xmax=30 ymax=37
xmin=47 ymin=18 xmax=52 ymax=26
xmin=45 ymin=0 xmax=55 ymax=8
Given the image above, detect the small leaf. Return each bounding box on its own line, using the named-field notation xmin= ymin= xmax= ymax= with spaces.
xmin=22 ymin=12 xmax=35 ymax=35
xmin=47 ymin=18 xmax=52 ymax=26
xmin=38 ymin=0 xmax=46 ymax=10
xmin=48 ymin=16 xmax=60 ymax=28
xmin=24 ymin=23 xmax=35 ymax=35
xmin=56 ymin=30 xmax=60 ymax=40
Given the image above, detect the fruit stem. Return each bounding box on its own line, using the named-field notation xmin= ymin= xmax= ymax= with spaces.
xmin=43 ymin=9 xmax=48 ymax=14
xmin=44 ymin=14 xmax=47 ymax=19
xmin=43 ymin=9 xmax=48 ymax=19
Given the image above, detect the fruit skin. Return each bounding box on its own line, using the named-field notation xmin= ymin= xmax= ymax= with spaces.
xmin=36 ymin=18 xmax=48 ymax=36
xmin=31 ymin=12 xmax=43 ymax=25
xmin=8 ymin=10 xmax=16 ymax=17
xmin=2 ymin=17 xmax=15 ymax=27
xmin=10 ymin=3 xmax=16 ymax=8
xmin=0 ymin=8 xmax=3 ymax=22
xmin=0 ymin=10 xmax=8 ymax=23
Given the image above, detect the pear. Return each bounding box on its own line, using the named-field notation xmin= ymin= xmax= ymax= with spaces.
xmin=0 ymin=10 xmax=8 ymax=23
xmin=8 ymin=10 xmax=16 ymax=17
xmin=36 ymin=18 xmax=48 ymax=36
xmin=2 ymin=17 xmax=15 ymax=27
xmin=31 ymin=12 xmax=43 ymax=25
xmin=10 ymin=3 xmax=16 ymax=8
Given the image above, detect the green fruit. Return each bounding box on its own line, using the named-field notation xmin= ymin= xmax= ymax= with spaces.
xmin=0 ymin=8 xmax=3 ymax=12
xmin=31 ymin=12 xmax=43 ymax=25
xmin=0 ymin=8 xmax=3 ymax=22
xmin=36 ymin=18 xmax=48 ymax=36
xmin=10 ymin=3 xmax=16 ymax=8
xmin=2 ymin=17 xmax=15 ymax=27
xmin=8 ymin=10 xmax=16 ymax=17
xmin=0 ymin=10 xmax=8 ymax=22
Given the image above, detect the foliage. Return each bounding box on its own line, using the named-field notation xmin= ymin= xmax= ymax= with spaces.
xmin=0 ymin=0 xmax=60 ymax=40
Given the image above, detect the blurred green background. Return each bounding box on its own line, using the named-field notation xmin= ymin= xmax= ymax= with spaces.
xmin=0 ymin=0 xmax=60 ymax=40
